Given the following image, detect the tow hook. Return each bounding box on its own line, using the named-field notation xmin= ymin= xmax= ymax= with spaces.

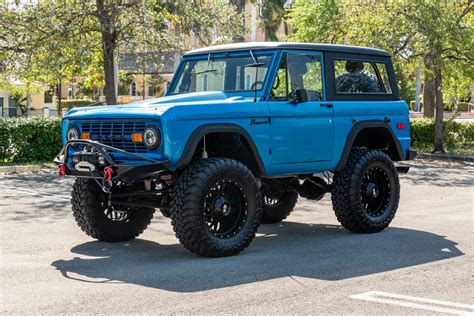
xmin=103 ymin=166 xmax=114 ymax=182
xmin=58 ymin=164 xmax=67 ymax=177
xmin=100 ymin=166 xmax=114 ymax=193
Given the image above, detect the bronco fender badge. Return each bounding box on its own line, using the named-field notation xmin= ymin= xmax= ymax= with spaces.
xmin=250 ymin=118 xmax=270 ymax=126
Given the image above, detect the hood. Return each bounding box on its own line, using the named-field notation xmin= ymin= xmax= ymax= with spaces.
xmin=64 ymin=91 xmax=246 ymax=120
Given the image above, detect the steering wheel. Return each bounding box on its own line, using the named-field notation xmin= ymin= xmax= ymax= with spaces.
xmin=272 ymin=74 xmax=281 ymax=90
xmin=250 ymin=81 xmax=265 ymax=90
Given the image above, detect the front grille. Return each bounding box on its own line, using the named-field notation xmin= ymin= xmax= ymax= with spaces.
xmin=80 ymin=121 xmax=148 ymax=153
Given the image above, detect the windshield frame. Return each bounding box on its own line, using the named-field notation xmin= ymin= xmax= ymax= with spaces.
xmin=166 ymin=50 xmax=277 ymax=97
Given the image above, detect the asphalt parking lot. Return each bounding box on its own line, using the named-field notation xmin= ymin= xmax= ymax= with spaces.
xmin=1 ymin=159 xmax=473 ymax=314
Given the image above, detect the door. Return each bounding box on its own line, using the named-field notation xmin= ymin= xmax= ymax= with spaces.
xmin=267 ymin=51 xmax=333 ymax=165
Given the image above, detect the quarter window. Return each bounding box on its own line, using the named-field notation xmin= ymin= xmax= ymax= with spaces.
xmin=334 ymin=60 xmax=392 ymax=94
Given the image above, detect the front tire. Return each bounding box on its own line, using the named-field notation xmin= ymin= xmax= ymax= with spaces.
xmin=71 ymin=179 xmax=155 ymax=242
xmin=170 ymin=158 xmax=262 ymax=257
xmin=331 ymin=149 xmax=400 ymax=233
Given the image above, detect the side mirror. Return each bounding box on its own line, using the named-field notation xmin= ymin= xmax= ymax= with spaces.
xmin=289 ymin=89 xmax=309 ymax=104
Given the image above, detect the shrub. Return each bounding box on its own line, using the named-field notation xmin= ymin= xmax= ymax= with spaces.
xmin=58 ymin=99 xmax=95 ymax=110
xmin=410 ymin=118 xmax=474 ymax=149
xmin=443 ymin=103 xmax=454 ymax=112
xmin=457 ymin=102 xmax=472 ymax=112
xmin=0 ymin=117 xmax=62 ymax=163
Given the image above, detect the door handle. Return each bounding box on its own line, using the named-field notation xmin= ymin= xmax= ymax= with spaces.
xmin=320 ymin=103 xmax=333 ymax=108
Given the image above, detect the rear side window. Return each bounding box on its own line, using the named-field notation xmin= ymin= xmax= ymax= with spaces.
xmin=334 ymin=60 xmax=392 ymax=94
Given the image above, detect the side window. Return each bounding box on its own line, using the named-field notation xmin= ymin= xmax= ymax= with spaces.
xmin=270 ymin=55 xmax=288 ymax=100
xmin=334 ymin=60 xmax=392 ymax=94
xmin=270 ymin=52 xmax=323 ymax=101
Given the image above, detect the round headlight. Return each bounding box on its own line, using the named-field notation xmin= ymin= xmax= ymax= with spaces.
xmin=67 ymin=127 xmax=80 ymax=141
xmin=143 ymin=126 xmax=160 ymax=148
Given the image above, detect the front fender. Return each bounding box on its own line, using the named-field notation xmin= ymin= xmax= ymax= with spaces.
xmin=170 ymin=123 xmax=267 ymax=175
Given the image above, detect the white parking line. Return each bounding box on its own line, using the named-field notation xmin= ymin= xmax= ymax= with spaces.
xmin=351 ymin=291 xmax=474 ymax=315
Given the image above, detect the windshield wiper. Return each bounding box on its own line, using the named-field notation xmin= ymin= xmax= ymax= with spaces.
xmin=193 ymin=69 xmax=217 ymax=75
xmin=243 ymin=62 xmax=265 ymax=68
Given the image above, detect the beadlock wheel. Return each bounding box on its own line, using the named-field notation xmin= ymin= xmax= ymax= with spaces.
xmin=360 ymin=166 xmax=392 ymax=218
xmin=261 ymin=185 xmax=298 ymax=224
xmin=204 ymin=179 xmax=249 ymax=238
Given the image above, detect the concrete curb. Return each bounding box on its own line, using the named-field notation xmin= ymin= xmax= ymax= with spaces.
xmin=416 ymin=152 xmax=474 ymax=163
xmin=0 ymin=164 xmax=55 ymax=174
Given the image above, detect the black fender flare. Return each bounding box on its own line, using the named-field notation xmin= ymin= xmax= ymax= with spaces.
xmin=335 ymin=120 xmax=404 ymax=171
xmin=175 ymin=123 xmax=267 ymax=175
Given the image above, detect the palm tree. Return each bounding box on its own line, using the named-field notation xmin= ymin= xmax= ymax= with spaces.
xmin=258 ymin=0 xmax=288 ymax=41
xmin=230 ymin=0 xmax=288 ymax=42
xmin=229 ymin=0 xmax=246 ymax=41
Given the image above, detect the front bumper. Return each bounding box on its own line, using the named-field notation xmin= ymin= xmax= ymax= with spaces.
xmin=54 ymin=140 xmax=170 ymax=182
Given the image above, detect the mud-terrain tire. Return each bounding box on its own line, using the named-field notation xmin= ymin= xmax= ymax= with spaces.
xmin=71 ymin=179 xmax=155 ymax=242
xmin=261 ymin=187 xmax=298 ymax=224
xmin=331 ymin=149 xmax=400 ymax=233
xmin=159 ymin=208 xmax=171 ymax=218
xmin=170 ymin=158 xmax=262 ymax=257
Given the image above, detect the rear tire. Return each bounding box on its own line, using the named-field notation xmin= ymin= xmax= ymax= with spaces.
xmin=71 ymin=179 xmax=155 ymax=242
xmin=261 ymin=186 xmax=298 ymax=224
xmin=170 ymin=158 xmax=262 ymax=257
xmin=331 ymin=149 xmax=400 ymax=233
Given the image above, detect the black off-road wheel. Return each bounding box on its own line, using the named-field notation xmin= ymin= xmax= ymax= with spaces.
xmin=71 ymin=179 xmax=155 ymax=242
xmin=170 ymin=158 xmax=262 ymax=257
xmin=261 ymin=186 xmax=298 ymax=224
xmin=331 ymin=149 xmax=400 ymax=233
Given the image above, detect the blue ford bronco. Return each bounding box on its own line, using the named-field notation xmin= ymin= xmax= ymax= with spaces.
xmin=55 ymin=42 xmax=416 ymax=257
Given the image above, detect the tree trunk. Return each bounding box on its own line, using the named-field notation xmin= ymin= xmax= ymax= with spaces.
xmin=57 ymin=81 xmax=62 ymax=116
xmin=433 ymin=65 xmax=444 ymax=153
xmin=101 ymin=36 xmax=117 ymax=105
xmin=423 ymin=74 xmax=435 ymax=118
xmin=415 ymin=66 xmax=422 ymax=111
xmin=96 ymin=0 xmax=117 ymax=105
xmin=230 ymin=0 xmax=246 ymax=42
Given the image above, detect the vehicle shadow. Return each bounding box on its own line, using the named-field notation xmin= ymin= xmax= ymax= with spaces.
xmin=52 ymin=222 xmax=462 ymax=292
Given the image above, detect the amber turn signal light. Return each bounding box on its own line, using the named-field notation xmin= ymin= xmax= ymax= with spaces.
xmin=131 ymin=133 xmax=143 ymax=142
xmin=80 ymin=133 xmax=90 ymax=139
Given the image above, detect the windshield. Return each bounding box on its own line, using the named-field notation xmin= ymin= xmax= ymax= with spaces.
xmin=170 ymin=53 xmax=273 ymax=95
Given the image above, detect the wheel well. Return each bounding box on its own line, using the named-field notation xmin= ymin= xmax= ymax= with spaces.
xmin=352 ymin=127 xmax=401 ymax=161
xmin=191 ymin=132 xmax=264 ymax=176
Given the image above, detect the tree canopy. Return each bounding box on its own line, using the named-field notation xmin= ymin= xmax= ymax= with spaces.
xmin=287 ymin=0 xmax=473 ymax=152
xmin=0 ymin=0 xmax=242 ymax=105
